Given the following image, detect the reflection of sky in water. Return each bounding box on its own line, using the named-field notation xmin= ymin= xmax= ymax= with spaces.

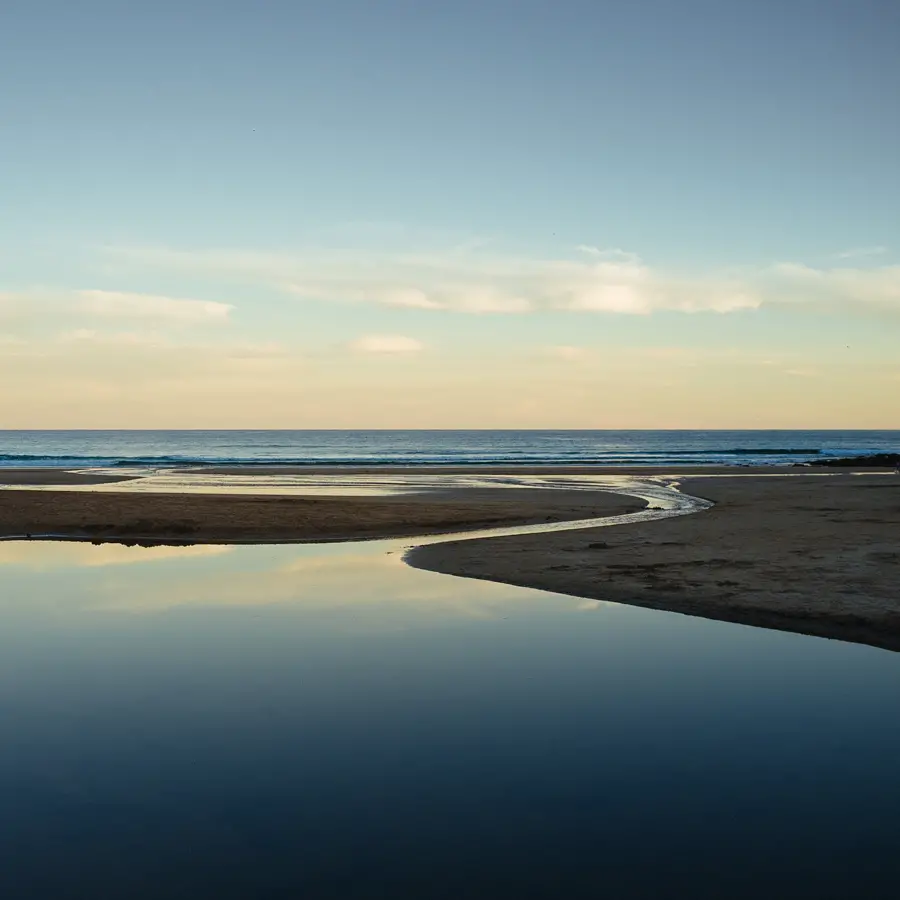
xmin=0 ymin=540 xmax=574 ymax=621
xmin=2 ymin=540 xmax=900 ymax=898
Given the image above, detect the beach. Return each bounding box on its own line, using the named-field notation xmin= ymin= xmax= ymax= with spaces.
xmin=1 ymin=466 xmax=898 ymax=651
xmin=0 ymin=473 xmax=642 ymax=543
xmin=409 ymin=471 xmax=900 ymax=652
xmin=0 ymin=468 xmax=140 ymax=486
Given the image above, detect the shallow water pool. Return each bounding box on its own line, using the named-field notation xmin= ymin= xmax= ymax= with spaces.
xmin=1 ymin=538 xmax=898 ymax=898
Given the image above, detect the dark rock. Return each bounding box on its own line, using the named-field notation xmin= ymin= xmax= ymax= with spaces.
xmin=793 ymin=453 xmax=900 ymax=468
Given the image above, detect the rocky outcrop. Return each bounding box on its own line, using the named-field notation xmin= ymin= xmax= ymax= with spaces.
xmin=795 ymin=453 xmax=900 ymax=468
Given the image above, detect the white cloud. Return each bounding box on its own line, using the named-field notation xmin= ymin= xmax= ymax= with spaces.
xmin=550 ymin=256 xmax=759 ymax=314
xmin=111 ymin=245 xmax=757 ymax=316
xmin=576 ymin=245 xmax=642 ymax=263
xmin=561 ymin=258 xmax=658 ymax=313
xmin=450 ymin=288 xmax=532 ymax=313
xmin=286 ymin=281 xmax=533 ymax=314
xmin=349 ymin=334 xmax=424 ymax=354
xmin=77 ymin=290 xmax=233 ymax=322
xmin=103 ymin=243 xmax=900 ymax=317
xmin=768 ymin=263 xmax=900 ymax=311
xmin=381 ymin=289 xmax=443 ymax=310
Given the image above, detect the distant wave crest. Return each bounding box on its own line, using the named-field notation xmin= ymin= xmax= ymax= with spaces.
xmin=0 ymin=447 xmax=827 ymax=468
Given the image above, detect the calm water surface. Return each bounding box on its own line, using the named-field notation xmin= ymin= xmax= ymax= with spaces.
xmin=1 ymin=540 xmax=899 ymax=898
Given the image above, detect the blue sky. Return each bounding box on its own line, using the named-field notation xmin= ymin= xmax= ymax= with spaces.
xmin=1 ymin=0 xmax=898 ymax=427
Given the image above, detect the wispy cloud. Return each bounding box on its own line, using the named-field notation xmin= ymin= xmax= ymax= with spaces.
xmin=103 ymin=243 xmax=900 ymax=317
xmin=575 ymin=245 xmax=642 ymax=263
xmin=291 ymin=282 xmax=532 ymax=313
xmin=767 ymin=263 xmax=900 ymax=312
xmin=105 ymin=245 xmax=758 ymax=315
xmin=77 ymin=290 xmax=233 ymax=322
xmin=57 ymin=328 xmax=165 ymax=346
xmin=348 ymin=334 xmax=424 ymax=354
xmin=836 ymin=245 xmax=887 ymax=260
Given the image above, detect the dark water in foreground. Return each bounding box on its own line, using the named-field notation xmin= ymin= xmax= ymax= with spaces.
xmin=1 ymin=540 xmax=899 ymax=899
xmin=2 ymin=428 xmax=900 ymax=468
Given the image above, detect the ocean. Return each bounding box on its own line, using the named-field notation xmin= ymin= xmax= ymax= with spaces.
xmin=1 ymin=429 xmax=899 ymax=468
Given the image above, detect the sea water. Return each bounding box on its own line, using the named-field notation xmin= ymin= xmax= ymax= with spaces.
xmin=1 ymin=428 xmax=899 ymax=468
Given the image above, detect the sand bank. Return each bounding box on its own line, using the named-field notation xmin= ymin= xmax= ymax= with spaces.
xmin=408 ymin=473 xmax=900 ymax=652
xmin=0 ymin=469 xmax=138 ymax=486
xmin=3 ymin=466 xmax=898 ymax=652
xmin=0 ymin=486 xmax=642 ymax=543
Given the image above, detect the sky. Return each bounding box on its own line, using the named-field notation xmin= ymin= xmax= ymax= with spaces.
xmin=1 ymin=0 xmax=899 ymax=428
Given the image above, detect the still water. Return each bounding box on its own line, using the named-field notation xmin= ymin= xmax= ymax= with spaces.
xmin=1 ymin=539 xmax=899 ymax=898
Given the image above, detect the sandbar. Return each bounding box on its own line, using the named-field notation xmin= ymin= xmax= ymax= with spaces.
xmin=0 ymin=483 xmax=642 ymax=543
xmin=0 ymin=469 xmax=139 ymax=486
xmin=408 ymin=473 xmax=900 ymax=653
xmin=2 ymin=466 xmax=898 ymax=653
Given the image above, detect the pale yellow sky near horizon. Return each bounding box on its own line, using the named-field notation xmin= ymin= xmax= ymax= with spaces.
xmin=2 ymin=330 xmax=897 ymax=429
xmin=3 ymin=245 xmax=899 ymax=429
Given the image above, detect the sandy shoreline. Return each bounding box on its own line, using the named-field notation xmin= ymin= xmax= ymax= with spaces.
xmin=0 ymin=485 xmax=642 ymax=544
xmin=408 ymin=473 xmax=900 ymax=653
xmin=1 ymin=463 xmax=894 ymax=486
xmin=0 ymin=468 xmax=140 ymax=486
xmin=2 ymin=465 xmax=898 ymax=652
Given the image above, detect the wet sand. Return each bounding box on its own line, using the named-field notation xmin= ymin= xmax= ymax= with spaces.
xmin=408 ymin=473 xmax=900 ymax=653
xmin=0 ymin=469 xmax=139 ymax=486
xmin=0 ymin=485 xmax=642 ymax=543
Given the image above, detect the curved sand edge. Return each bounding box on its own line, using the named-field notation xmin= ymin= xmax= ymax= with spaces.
xmin=0 ymin=469 xmax=139 ymax=486
xmin=407 ymin=473 xmax=900 ymax=653
xmin=5 ymin=468 xmax=898 ymax=653
xmin=0 ymin=486 xmax=644 ymax=544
